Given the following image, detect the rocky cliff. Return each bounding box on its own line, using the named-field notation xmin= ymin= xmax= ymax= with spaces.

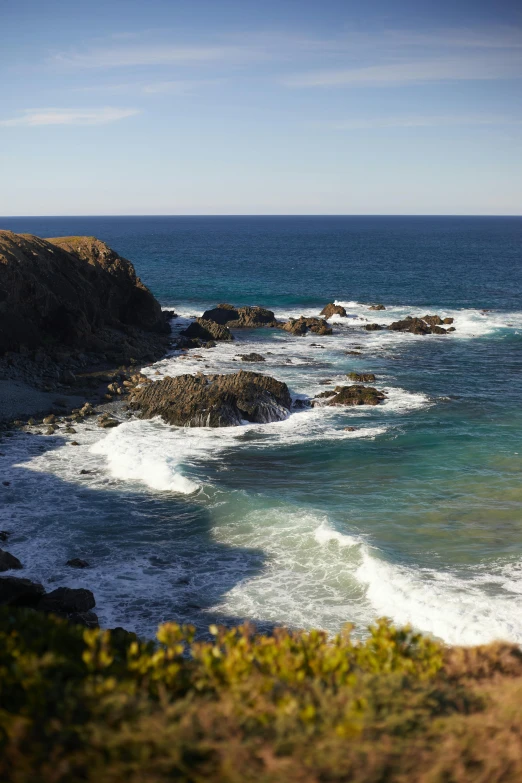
xmin=0 ymin=231 xmax=170 ymax=361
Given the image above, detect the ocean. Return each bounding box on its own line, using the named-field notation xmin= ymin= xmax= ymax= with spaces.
xmin=1 ymin=215 xmax=522 ymax=645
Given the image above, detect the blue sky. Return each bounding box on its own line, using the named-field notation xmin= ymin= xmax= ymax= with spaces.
xmin=1 ymin=0 xmax=521 ymax=215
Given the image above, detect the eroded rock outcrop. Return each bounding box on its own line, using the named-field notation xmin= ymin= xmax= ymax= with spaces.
xmin=347 ymin=372 xmax=376 ymax=382
xmin=0 ymin=231 xmax=170 ymax=362
xmin=320 ymin=303 xmax=347 ymax=319
xmin=281 ymin=317 xmax=332 ymax=336
xmin=388 ymin=316 xmax=449 ymax=335
xmin=181 ymin=318 xmax=233 ymax=342
xmin=130 ymin=371 xmax=292 ymax=427
xmin=315 ymin=385 xmax=386 ymax=406
xmin=202 ymin=304 xmax=277 ymax=328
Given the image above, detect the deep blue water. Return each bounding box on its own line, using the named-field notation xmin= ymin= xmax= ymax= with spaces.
xmin=1 ymin=216 xmax=521 ymax=644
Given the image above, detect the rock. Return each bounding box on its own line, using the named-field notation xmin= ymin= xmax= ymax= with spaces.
xmin=202 ymin=304 xmax=277 ymax=328
xmin=239 ymin=353 xmax=266 ymax=362
xmin=388 ymin=317 xmax=431 ymax=335
xmin=0 ymin=576 xmax=45 ymax=606
xmin=43 ymin=414 xmax=56 ymax=424
xmin=345 ymin=350 xmax=362 ymax=356
xmin=0 ymin=531 xmax=9 ymax=541
xmin=364 ymin=323 xmax=383 ymax=331
xmin=292 ymin=399 xmax=310 ymax=409
xmin=0 ymin=231 xmax=169 ymax=360
xmin=0 ymin=549 xmax=23 ymax=571
xmin=281 ymin=317 xmax=332 ymax=336
xmin=66 ymin=558 xmax=90 ymax=568
xmin=321 ymin=385 xmax=386 ymax=407
xmin=130 ymin=371 xmax=292 ymax=427
xmin=344 ymin=426 xmax=357 ymax=431
xmin=447 ymin=327 xmax=456 ymax=332
xmin=66 ymin=610 xmax=99 ymax=628
xmin=45 ymin=425 xmax=58 ymax=435
xmin=70 ymin=441 xmax=79 ymax=446
xmin=2 ymin=482 xmax=10 ymax=487
xmin=38 ymin=587 xmax=96 ymax=615
xmin=369 ymin=304 xmax=386 ymax=311
xmin=422 ymin=314 xmax=443 ymax=326
xmin=181 ymin=318 xmax=233 ymax=342
xmin=315 ymin=390 xmax=337 ymax=398
xmin=64 ymin=426 xmax=77 ymax=434
xmin=320 ymin=303 xmax=347 ymax=318
xmin=97 ymin=414 xmax=120 ymax=428
xmin=319 ymin=379 xmax=332 ymax=384
xmin=347 ymin=372 xmax=376 ymax=382
xmin=443 ymin=317 xmax=454 ymax=325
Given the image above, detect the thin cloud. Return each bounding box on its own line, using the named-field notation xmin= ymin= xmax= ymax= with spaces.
xmin=0 ymin=107 xmax=140 ymax=126
xmin=283 ymin=54 xmax=522 ymax=88
xmin=330 ymin=115 xmax=521 ymax=130
xmin=51 ymin=43 xmax=257 ymax=68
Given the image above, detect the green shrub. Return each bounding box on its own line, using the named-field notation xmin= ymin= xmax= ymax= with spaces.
xmin=0 ymin=608 xmax=521 ymax=782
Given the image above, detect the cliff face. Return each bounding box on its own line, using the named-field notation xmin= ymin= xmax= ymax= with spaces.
xmin=0 ymin=231 xmax=169 ymax=359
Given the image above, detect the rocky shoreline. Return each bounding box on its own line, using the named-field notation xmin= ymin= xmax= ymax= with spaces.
xmin=0 ymin=231 xmax=460 ymax=633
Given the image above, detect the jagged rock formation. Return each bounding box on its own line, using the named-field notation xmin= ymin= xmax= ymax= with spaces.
xmin=281 ymin=317 xmax=332 ymax=336
xmin=347 ymin=372 xmax=376 ymax=382
xmin=201 ymin=304 xmax=277 ymax=328
xmin=314 ymin=385 xmax=386 ymax=406
xmin=0 ymin=231 xmax=170 ymax=361
xmin=181 ymin=318 xmax=233 ymax=342
xmin=130 ymin=371 xmax=292 ymax=427
xmin=320 ymin=303 xmax=347 ymax=318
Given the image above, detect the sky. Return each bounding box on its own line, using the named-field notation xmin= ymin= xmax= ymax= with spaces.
xmin=1 ymin=0 xmax=521 ymax=215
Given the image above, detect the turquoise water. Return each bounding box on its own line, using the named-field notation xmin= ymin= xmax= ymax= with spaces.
xmin=1 ymin=216 xmax=522 ymax=644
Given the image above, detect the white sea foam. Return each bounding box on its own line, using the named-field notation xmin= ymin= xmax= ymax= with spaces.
xmin=355 ymin=548 xmax=522 ymax=646
xmin=331 ymin=300 xmax=522 ymax=340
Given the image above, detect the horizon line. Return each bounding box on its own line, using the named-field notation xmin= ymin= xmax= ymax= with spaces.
xmin=1 ymin=213 xmax=521 ymax=219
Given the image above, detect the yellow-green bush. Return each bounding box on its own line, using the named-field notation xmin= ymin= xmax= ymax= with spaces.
xmin=0 ymin=607 xmax=521 ymax=782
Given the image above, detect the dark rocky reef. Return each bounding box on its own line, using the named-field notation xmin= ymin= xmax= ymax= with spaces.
xmin=0 ymin=231 xmax=170 ymax=362
xmin=0 ymin=576 xmax=98 ymax=627
xmin=347 ymin=372 xmax=376 ymax=382
xmin=201 ymin=304 xmax=278 ymax=328
xmin=129 ymin=370 xmax=292 ymax=427
xmin=281 ymin=317 xmax=332 ymax=336
xmin=388 ymin=316 xmax=451 ymax=335
xmin=314 ymin=385 xmax=386 ymax=406
xmin=181 ymin=318 xmax=233 ymax=342
xmin=238 ymin=353 xmax=266 ymax=362
xmin=320 ymin=303 xmax=347 ymax=318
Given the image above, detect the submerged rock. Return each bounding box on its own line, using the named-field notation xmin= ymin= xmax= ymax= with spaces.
xmin=320 ymin=303 xmax=347 ymax=319
xmin=281 ymin=317 xmax=332 ymax=336
xmin=181 ymin=318 xmax=233 ymax=342
xmin=66 ymin=558 xmax=90 ymax=568
xmin=364 ymin=323 xmax=383 ymax=331
xmin=347 ymin=372 xmax=376 ymax=382
xmin=319 ymin=385 xmax=386 ymax=407
xmin=0 ymin=549 xmax=23 ymax=571
xmin=130 ymin=370 xmax=292 ymax=427
xmin=369 ymin=304 xmax=386 ymax=311
xmin=239 ymin=353 xmax=266 ymax=362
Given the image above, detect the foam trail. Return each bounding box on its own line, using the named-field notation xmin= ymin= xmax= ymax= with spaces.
xmin=356 ymin=548 xmax=522 ymax=646
xmin=90 ymin=423 xmax=199 ymax=494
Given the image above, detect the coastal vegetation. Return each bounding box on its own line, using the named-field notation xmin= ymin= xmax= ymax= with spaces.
xmin=1 ymin=608 xmax=522 ymax=782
